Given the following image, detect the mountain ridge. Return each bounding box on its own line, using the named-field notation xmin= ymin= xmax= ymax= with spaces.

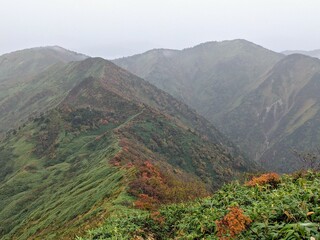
xmin=0 ymin=53 xmax=258 ymax=239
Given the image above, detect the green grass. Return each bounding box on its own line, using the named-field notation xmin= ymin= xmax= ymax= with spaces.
xmin=0 ymin=104 xmax=256 ymax=239
xmin=0 ymin=110 xmax=133 ymax=239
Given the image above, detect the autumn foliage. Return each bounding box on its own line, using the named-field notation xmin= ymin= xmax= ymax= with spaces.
xmin=129 ymin=161 xmax=209 ymax=210
xmin=216 ymin=207 xmax=252 ymax=240
xmin=245 ymin=172 xmax=280 ymax=188
xmin=129 ymin=161 xmax=165 ymax=210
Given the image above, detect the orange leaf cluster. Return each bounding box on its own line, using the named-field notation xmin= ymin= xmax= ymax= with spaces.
xmin=216 ymin=207 xmax=252 ymax=240
xmin=245 ymin=173 xmax=280 ymax=188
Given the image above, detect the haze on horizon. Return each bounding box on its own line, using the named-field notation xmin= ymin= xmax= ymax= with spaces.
xmin=1 ymin=0 xmax=320 ymax=59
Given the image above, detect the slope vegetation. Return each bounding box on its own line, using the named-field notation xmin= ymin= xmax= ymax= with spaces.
xmin=79 ymin=171 xmax=320 ymax=239
xmin=0 ymin=58 xmax=257 ymax=239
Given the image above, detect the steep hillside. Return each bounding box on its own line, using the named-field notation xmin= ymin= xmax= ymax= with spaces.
xmin=219 ymin=54 xmax=320 ymax=172
xmin=114 ymin=39 xmax=283 ymax=121
xmin=115 ymin=41 xmax=320 ymax=173
xmin=0 ymin=58 xmax=257 ymax=239
xmin=0 ymin=47 xmax=88 ymax=135
xmin=80 ymin=171 xmax=320 ymax=239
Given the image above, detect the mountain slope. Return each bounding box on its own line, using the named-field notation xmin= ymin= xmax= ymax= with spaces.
xmin=114 ymin=40 xmax=320 ymax=172
xmin=0 ymin=58 xmax=258 ymax=239
xmin=0 ymin=47 xmax=88 ymax=135
xmin=218 ymin=54 xmax=320 ymax=172
xmin=114 ymin=39 xmax=283 ymax=121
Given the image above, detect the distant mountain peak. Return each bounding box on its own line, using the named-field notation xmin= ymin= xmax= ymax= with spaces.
xmin=282 ymin=49 xmax=320 ymax=59
xmin=118 ymin=48 xmax=179 ymax=60
xmin=283 ymin=53 xmax=319 ymax=60
xmin=187 ymin=39 xmax=271 ymax=51
xmin=0 ymin=46 xmax=89 ymax=93
xmin=44 ymin=45 xmax=88 ymax=57
xmin=273 ymin=53 xmax=320 ymax=70
xmin=82 ymin=56 xmax=109 ymax=64
xmin=46 ymin=45 xmax=69 ymax=51
xmin=1 ymin=45 xmax=86 ymax=58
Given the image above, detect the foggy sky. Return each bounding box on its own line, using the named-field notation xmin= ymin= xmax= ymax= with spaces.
xmin=1 ymin=0 xmax=320 ymax=59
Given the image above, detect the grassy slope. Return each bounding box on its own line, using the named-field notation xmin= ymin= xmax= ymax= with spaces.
xmin=0 ymin=109 xmax=133 ymax=239
xmin=79 ymin=171 xmax=320 ymax=239
xmin=0 ymin=105 xmax=244 ymax=240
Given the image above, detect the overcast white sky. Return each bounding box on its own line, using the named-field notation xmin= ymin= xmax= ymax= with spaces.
xmin=1 ymin=0 xmax=320 ymax=58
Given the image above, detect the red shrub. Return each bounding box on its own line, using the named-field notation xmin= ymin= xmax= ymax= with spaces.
xmin=216 ymin=207 xmax=252 ymax=240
